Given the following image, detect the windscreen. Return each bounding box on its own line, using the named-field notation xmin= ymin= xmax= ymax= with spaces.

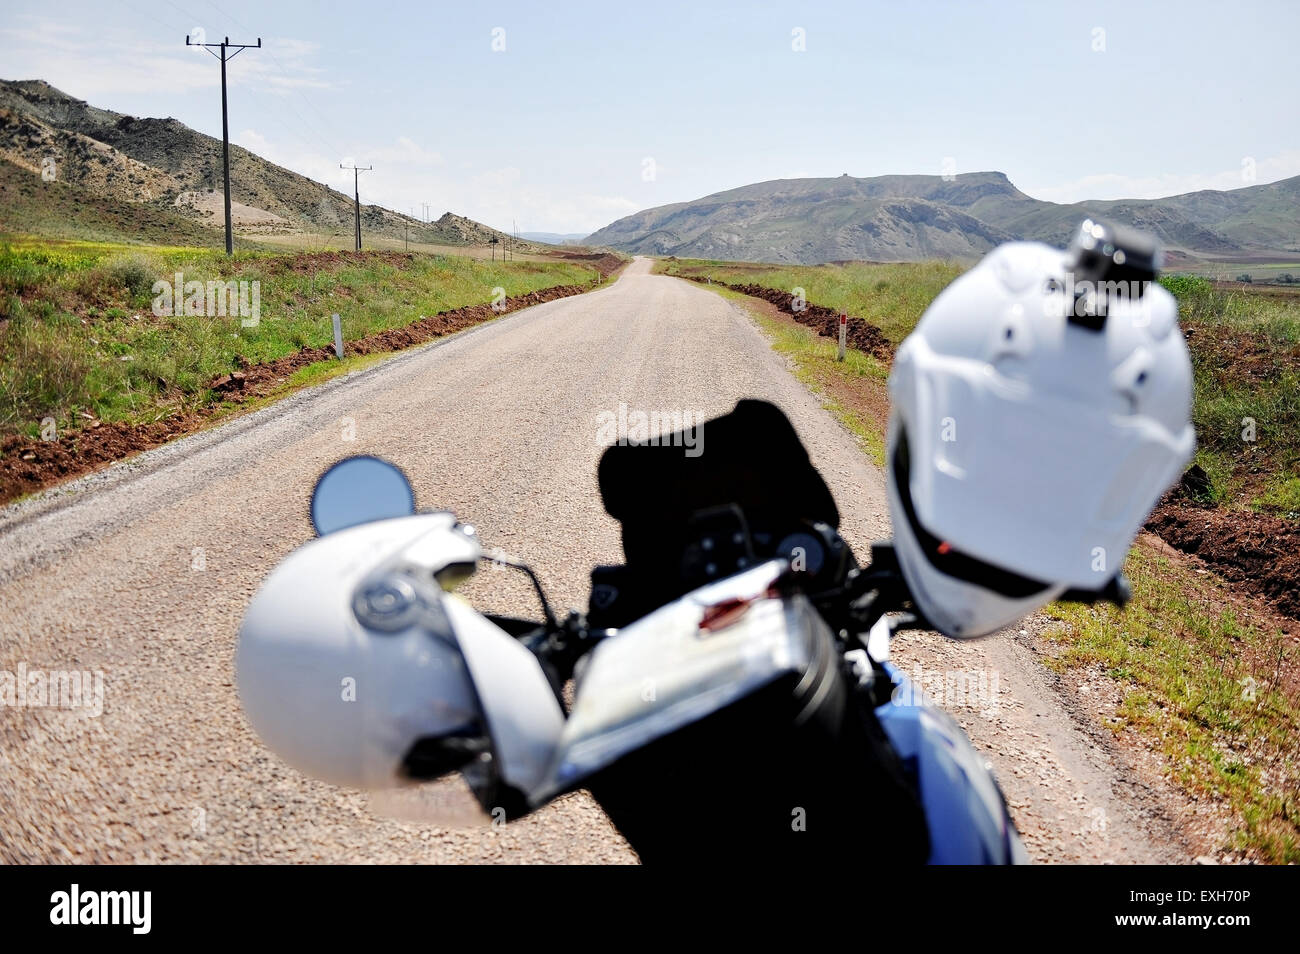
xmin=597 ymin=399 xmax=840 ymax=573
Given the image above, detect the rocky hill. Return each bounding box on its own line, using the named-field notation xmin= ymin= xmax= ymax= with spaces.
xmin=585 ymin=170 xmax=1300 ymax=265
xmin=0 ymin=78 xmax=547 ymax=249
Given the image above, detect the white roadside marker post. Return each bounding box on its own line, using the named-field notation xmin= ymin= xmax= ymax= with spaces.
xmin=332 ymin=313 xmax=344 ymax=360
xmin=838 ymin=312 xmax=847 ymax=362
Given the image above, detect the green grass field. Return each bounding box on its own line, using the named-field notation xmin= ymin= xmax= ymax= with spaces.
xmin=1160 ymin=274 xmax=1300 ymax=515
xmin=704 ymin=283 xmax=892 ymax=465
xmin=0 ymin=238 xmax=600 ymax=439
xmin=657 ymin=257 xmax=966 ymax=344
xmin=1047 ymin=543 xmax=1299 ymax=863
xmin=662 ymin=258 xmax=1300 ymax=518
xmin=1178 ymin=261 xmax=1300 ymax=285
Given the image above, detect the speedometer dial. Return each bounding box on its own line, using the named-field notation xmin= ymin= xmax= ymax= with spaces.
xmin=775 ymin=532 xmax=825 ymax=576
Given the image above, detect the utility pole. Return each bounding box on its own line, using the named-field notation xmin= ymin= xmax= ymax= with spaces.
xmin=187 ymin=34 xmax=261 ymax=255
xmin=340 ymin=163 xmax=372 ymax=251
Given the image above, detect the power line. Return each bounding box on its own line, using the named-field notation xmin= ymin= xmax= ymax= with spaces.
xmin=196 ymin=0 xmax=401 ymax=255
xmin=186 ymin=33 xmax=261 ymax=254
xmin=122 ymin=1 xmax=411 ymax=250
xmin=341 ymin=163 xmax=373 ymax=252
xmin=143 ymin=2 xmax=346 ymax=176
xmin=120 ymin=2 xmax=307 ymax=158
xmin=114 ymin=0 xmax=192 ymax=39
xmin=152 ymin=0 xmax=351 ymax=167
xmin=199 ymin=0 xmax=349 ymax=160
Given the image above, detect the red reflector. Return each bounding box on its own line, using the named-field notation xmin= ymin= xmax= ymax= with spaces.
xmin=699 ymin=597 xmax=752 ymax=633
xmin=937 ymin=541 xmax=952 ymax=555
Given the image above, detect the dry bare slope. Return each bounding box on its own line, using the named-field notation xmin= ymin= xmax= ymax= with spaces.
xmin=0 ymin=79 xmax=550 ymax=249
xmin=0 ymin=157 xmax=223 ymax=245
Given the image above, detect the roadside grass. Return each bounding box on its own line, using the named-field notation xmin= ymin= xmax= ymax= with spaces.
xmin=1045 ymin=543 xmax=1300 ymax=863
xmin=664 ymin=259 xmax=958 ymax=471
xmin=1177 ymin=262 xmax=1300 ymax=285
xmin=709 ymin=285 xmax=890 ymax=465
xmin=1162 ymin=274 xmax=1300 ymax=516
xmin=663 ymin=258 xmax=1300 ymax=519
xmin=254 ymin=230 xmax=573 ymax=264
xmin=0 ymin=239 xmax=599 ymax=439
xmin=656 ymin=257 xmax=966 ymax=344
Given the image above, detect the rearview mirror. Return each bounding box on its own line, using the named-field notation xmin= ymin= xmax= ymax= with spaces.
xmin=310 ymin=455 xmax=416 ymax=535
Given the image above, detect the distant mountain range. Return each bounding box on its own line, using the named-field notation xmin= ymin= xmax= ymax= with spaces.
xmin=584 ymin=171 xmax=1300 ymax=265
xmin=0 ymin=78 xmax=550 ymax=250
xmin=518 ymin=231 xmax=587 ymax=244
xmin=6 ymin=78 xmax=1295 ymax=266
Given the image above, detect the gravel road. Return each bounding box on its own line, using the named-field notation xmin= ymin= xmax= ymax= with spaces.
xmin=0 ymin=257 xmax=1180 ymax=862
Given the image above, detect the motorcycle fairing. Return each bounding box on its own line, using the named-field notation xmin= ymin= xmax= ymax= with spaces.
xmin=876 ymin=662 xmax=1028 ymax=864
xmin=531 ymin=560 xmax=811 ymax=802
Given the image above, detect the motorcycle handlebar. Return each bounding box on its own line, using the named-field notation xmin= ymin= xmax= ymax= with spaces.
xmin=484 ymin=551 xmax=1131 ymax=686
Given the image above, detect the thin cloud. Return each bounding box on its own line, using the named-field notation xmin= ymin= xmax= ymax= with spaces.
xmin=1023 ymin=152 xmax=1300 ymax=203
xmin=0 ymin=16 xmax=336 ymax=98
xmin=231 ymin=132 xmax=635 ymax=233
xmin=0 ymin=21 xmax=214 ymax=95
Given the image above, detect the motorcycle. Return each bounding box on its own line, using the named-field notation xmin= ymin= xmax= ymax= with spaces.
xmin=236 ymin=399 xmax=1130 ymax=864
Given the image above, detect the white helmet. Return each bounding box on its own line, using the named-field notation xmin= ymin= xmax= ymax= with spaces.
xmin=886 ymin=220 xmax=1195 ymax=638
xmin=236 ymin=462 xmax=565 ymax=813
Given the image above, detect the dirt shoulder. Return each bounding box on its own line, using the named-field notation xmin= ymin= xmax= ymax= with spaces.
xmin=677 ymin=273 xmax=895 ymax=360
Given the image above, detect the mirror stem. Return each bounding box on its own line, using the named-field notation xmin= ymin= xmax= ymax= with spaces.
xmin=487 ymin=550 xmax=560 ymax=631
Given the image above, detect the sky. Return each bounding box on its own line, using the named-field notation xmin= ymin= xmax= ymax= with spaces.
xmin=1 ymin=0 xmax=1297 ymax=235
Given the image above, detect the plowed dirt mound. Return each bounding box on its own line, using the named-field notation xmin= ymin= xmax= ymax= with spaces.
xmin=1146 ymin=498 xmax=1300 ymax=619
xmin=0 ymin=282 xmax=590 ymax=505
xmin=544 ymin=250 xmax=625 ymax=278
xmin=682 ymin=275 xmax=895 ymax=361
